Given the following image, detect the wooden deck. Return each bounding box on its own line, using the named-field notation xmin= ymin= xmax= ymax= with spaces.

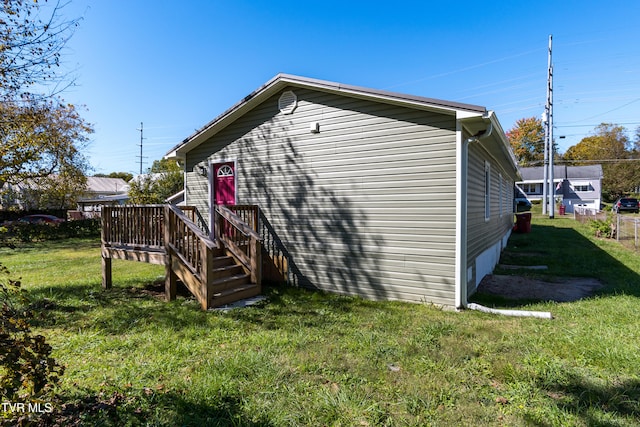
xmin=101 ymin=205 xmax=262 ymax=309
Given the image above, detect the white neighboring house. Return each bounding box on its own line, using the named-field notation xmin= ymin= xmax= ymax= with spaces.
xmin=75 ymin=177 xmax=130 ymax=216
xmin=2 ymin=176 xmax=130 ymax=212
xmin=517 ymin=165 xmax=603 ymax=213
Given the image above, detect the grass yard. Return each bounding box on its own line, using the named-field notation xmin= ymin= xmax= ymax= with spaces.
xmin=1 ymin=213 xmax=640 ymax=426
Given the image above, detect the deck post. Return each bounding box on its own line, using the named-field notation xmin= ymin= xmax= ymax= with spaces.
xmin=102 ymin=251 xmax=112 ymax=289
xmin=201 ymin=238 xmax=212 ymax=310
xmin=164 ymin=205 xmax=177 ymax=301
xmin=101 ymin=207 xmax=112 ymax=289
xmin=250 ymin=238 xmax=262 ymax=287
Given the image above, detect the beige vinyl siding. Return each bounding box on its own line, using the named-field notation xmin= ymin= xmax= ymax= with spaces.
xmin=186 ymin=87 xmax=459 ymax=305
xmin=466 ymin=141 xmax=517 ymax=293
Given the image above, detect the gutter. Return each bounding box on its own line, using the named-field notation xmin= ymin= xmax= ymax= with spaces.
xmin=455 ymin=112 xmax=494 ymax=309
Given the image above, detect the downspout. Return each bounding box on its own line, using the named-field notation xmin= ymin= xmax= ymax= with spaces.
xmin=455 ymin=112 xmax=493 ymax=309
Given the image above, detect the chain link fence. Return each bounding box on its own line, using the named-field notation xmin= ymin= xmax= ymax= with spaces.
xmin=615 ymin=214 xmax=640 ymax=252
xmin=574 ymin=207 xmax=607 ymax=223
xmin=573 ymin=207 xmax=640 ymax=251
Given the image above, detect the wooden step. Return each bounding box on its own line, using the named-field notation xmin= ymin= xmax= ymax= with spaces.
xmin=209 ymin=263 xmax=244 ymax=280
xmin=209 ymin=255 xmax=235 ymax=269
xmin=209 ymin=283 xmax=261 ymax=308
xmin=210 ymin=273 xmax=251 ymax=292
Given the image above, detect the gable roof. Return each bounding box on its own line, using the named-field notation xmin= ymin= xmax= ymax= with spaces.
xmin=86 ymin=176 xmax=128 ymax=194
xmin=166 ymin=73 xmax=489 ymax=159
xmin=519 ymin=165 xmax=603 ymax=181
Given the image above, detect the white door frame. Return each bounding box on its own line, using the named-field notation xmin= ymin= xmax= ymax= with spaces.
xmin=208 ymin=159 xmax=238 ymax=238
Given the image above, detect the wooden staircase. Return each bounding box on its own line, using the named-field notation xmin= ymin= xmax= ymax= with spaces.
xmin=102 ymin=204 xmax=262 ymax=310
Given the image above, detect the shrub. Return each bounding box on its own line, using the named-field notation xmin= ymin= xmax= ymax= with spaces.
xmin=0 ymin=263 xmax=64 ymax=403
xmin=589 ymin=218 xmax=614 ymax=238
xmin=1 ymin=218 xmax=101 ymax=244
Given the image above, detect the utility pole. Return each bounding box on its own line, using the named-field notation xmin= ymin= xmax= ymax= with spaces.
xmin=137 ymin=122 xmax=147 ymax=175
xmin=547 ymin=35 xmax=555 ymax=218
xmin=543 ymin=35 xmax=554 ymax=217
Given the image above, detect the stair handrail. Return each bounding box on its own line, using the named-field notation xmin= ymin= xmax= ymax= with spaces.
xmin=165 ymin=205 xmax=217 ymax=284
xmin=214 ymin=205 xmax=261 ymax=286
xmin=167 ymin=204 xmax=217 ymax=248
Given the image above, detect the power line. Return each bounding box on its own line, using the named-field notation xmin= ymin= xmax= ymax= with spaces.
xmin=557 ymin=122 xmax=640 ymax=128
xmin=563 ymin=98 xmax=640 ymax=124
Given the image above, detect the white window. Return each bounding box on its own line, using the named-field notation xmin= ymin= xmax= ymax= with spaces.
xmin=573 ymin=184 xmax=590 ymax=192
xmin=217 ymin=165 xmax=234 ymax=177
xmin=522 ymin=183 xmax=540 ymax=194
xmin=499 ymin=173 xmax=503 ymax=217
xmin=485 ymin=162 xmax=491 ymax=221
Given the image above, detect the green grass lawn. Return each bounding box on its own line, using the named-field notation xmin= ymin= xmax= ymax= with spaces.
xmin=1 ymin=214 xmax=640 ymax=426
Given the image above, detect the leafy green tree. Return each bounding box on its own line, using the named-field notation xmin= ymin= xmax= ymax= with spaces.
xmin=564 ymin=123 xmax=640 ymax=200
xmin=0 ymin=100 xmax=92 ymax=207
xmin=0 ymin=2 xmax=83 ymax=416
xmin=129 ymin=159 xmax=183 ymax=204
xmin=94 ymin=172 xmax=134 ymax=182
xmin=0 ymin=1 xmax=89 ymax=192
xmin=506 ymin=117 xmax=547 ymax=166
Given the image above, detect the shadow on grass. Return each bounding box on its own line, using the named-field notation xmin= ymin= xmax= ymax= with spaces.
xmin=41 ymin=388 xmax=275 ymax=427
xmin=524 ymin=371 xmax=640 ymax=427
xmin=27 ymin=280 xmax=214 ymax=334
xmin=27 ymin=275 xmax=372 ymax=335
xmin=470 ymin=221 xmax=640 ymax=308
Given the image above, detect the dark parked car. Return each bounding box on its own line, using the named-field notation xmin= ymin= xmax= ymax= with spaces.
xmin=612 ymin=197 xmax=639 ymax=214
xmin=18 ymin=214 xmax=65 ymax=225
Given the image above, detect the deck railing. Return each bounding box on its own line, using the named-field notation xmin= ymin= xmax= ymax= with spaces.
xmin=215 ymin=205 xmax=261 ymax=285
xmin=102 ymin=205 xmax=165 ymax=249
xmin=101 ymin=205 xmax=209 ymax=249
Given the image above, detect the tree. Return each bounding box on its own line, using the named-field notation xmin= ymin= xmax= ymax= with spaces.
xmin=0 ymin=100 xmax=92 ymax=189
xmin=128 ymin=159 xmax=183 ymax=204
xmin=0 ymin=0 xmax=79 ymax=100
xmin=506 ymin=117 xmax=547 ymax=166
xmin=94 ymin=172 xmax=134 ymax=182
xmin=0 ymin=1 xmax=89 ymax=198
xmin=564 ymin=123 xmax=640 ymax=200
xmin=564 ymin=123 xmax=629 ymax=161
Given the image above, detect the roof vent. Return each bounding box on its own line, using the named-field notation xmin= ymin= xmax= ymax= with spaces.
xmin=278 ymin=90 xmax=297 ymax=114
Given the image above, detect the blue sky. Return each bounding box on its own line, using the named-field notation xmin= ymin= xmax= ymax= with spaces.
xmin=56 ymin=1 xmax=640 ymax=175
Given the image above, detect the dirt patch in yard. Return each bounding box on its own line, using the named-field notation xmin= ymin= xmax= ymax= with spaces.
xmin=477 ymin=275 xmax=604 ymax=302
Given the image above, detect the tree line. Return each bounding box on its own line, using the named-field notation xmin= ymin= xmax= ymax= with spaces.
xmin=507 ymin=117 xmax=640 ymax=201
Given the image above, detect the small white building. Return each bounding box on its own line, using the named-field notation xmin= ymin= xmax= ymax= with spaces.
xmin=517 ymin=165 xmax=603 ymax=213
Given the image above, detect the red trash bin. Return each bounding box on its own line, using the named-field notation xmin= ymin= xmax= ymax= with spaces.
xmin=515 ymin=212 xmax=532 ymax=233
xmin=559 ymin=204 xmax=566 ymax=215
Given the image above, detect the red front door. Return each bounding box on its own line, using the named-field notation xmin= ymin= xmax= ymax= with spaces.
xmin=213 ymin=162 xmax=235 ymax=206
